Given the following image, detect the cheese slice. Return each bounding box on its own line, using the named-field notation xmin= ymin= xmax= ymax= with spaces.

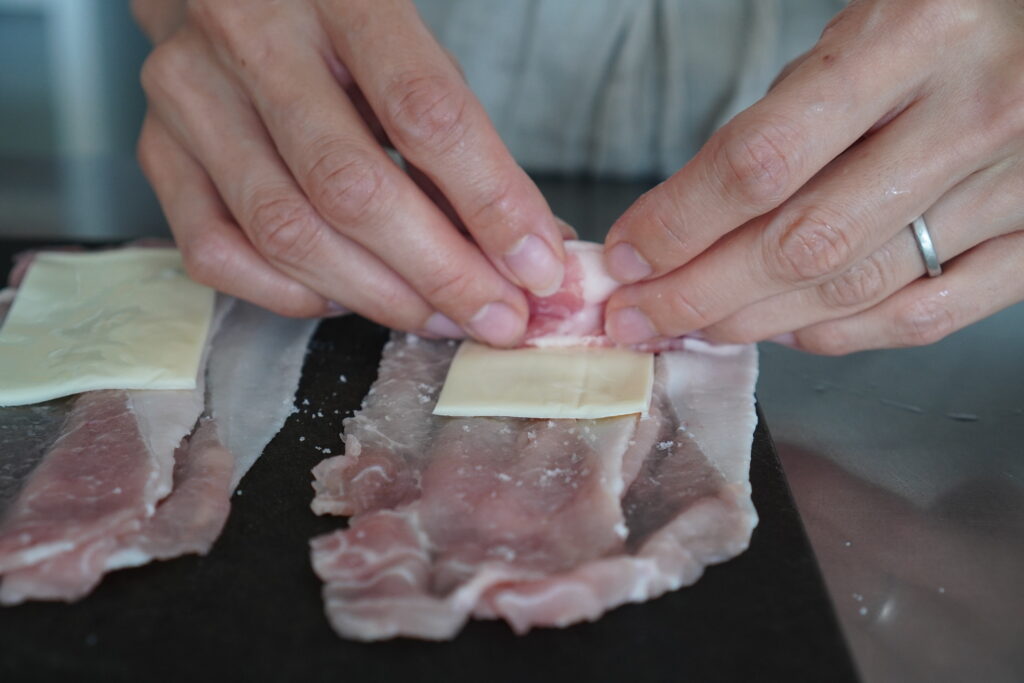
xmin=433 ymin=341 xmax=654 ymax=419
xmin=0 ymin=248 xmax=215 ymax=406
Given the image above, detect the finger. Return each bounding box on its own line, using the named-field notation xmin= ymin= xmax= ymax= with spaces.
xmin=554 ymin=218 xmax=579 ymax=240
xmin=705 ymin=158 xmax=1024 ymax=342
xmin=605 ymin=90 xmax=989 ymax=344
xmin=193 ymin=11 xmax=530 ymax=346
xmin=137 ymin=114 xmax=330 ymax=318
xmin=789 ymin=229 xmax=1024 ymax=355
xmin=131 ymin=0 xmax=186 ymax=43
xmin=768 ymin=49 xmax=811 ymax=92
xmin=603 ymin=0 xmax=938 ymax=283
xmin=405 ymin=162 xmax=583 ymax=240
xmin=320 ymin=0 xmax=567 ymax=296
xmin=140 ymin=32 xmax=441 ymax=333
xmin=404 ymin=161 xmax=464 ymax=231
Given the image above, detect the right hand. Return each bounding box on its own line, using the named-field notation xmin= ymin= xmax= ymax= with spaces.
xmin=131 ymin=0 xmax=567 ymax=346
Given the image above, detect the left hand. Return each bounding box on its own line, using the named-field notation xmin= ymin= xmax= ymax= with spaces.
xmin=603 ymin=0 xmax=1024 ymax=354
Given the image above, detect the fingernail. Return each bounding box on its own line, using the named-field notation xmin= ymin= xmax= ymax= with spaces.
xmin=468 ymin=301 xmax=524 ymax=347
xmin=606 ymin=307 xmax=657 ymax=344
xmin=768 ymin=333 xmax=798 ymax=348
xmin=325 ymin=301 xmax=350 ymax=317
xmin=504 ymin=234 xmax=564 ymax=297
xmin=606 ymin=243 xmax=652 ymax=283
xmin=421 ymin=312 xmax=466 ymax=339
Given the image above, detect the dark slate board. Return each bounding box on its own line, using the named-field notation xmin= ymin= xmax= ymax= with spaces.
xmin=0 ymin=241 xmax=858 ymax=682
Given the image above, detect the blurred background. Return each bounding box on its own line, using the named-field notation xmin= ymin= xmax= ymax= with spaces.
xmin=0 ymin=0 xmax=162 ymax=239
xmin=0 ymin=0 xmax=662 ymax=241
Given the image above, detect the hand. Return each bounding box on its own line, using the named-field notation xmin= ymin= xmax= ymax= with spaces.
xmin=603 ymin=0 xmax=1024 ymax=354
xmin=131 ymin=0 xmax=567 ymax=346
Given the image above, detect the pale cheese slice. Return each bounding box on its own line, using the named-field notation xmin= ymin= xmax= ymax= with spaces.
xmin=433 ymin=341 xmax=654 ymax=419
xmin=0 ymin=248 xmax=215 ymax=406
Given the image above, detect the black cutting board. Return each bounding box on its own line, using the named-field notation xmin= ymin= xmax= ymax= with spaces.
xmin=0 ymin=241 xmax=858 ymax=683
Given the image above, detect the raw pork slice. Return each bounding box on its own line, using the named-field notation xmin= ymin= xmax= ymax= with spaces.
xmin=524 ymin=241 xmax=620 ymax=347
xmin=0 ymin=287 xmax=317 ymax=603
xmin=105 ymin=301 xmax=320 ymax=569
xmin=0 ymin=297 xmax=232 ymax=602
xmin=310 ymin=335 xmax=758 ymax=640
xmin=522 ymin=241 xmax=687 ymax=353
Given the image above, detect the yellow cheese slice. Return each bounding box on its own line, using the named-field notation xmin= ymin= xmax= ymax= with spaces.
xmin=433 ymin=341 xmax=654 ymax=419
xmin=0 ymin=248 xmax=215 ymax=406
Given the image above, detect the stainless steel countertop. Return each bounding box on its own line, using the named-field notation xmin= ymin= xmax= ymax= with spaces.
xmin=3 ymin=161 xmax=1022 ymax=682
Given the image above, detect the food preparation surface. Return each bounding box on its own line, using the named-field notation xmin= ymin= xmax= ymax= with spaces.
xmin=0 ymin=242 xmax=856 ymax=682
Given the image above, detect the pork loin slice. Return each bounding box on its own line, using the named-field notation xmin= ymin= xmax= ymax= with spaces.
xmin=0 ymin=297 xmax=317 ymax=603
xmin=310 ymin=336 xmax=455 ymax=517
xmin=107 ymin=302 xmax=319 ymax=568
xmin=310 ymin=335 xmax=759 ymax=640
xmin=476 ymin=341 xmax=759 ymax=632
xmin=0 ymin=298 xmax=232 ymax=602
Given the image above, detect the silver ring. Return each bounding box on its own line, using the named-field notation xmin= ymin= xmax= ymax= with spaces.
xmin=910 ymin=216 xmax=942 ymax=277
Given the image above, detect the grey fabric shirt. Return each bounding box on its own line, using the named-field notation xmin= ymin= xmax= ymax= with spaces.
xmin=415 ymin=0 xmax=844 ymax=179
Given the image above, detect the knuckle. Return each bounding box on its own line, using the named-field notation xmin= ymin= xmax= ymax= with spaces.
xmin=140 ymin=39 xmax=191 ymax=97
xmin=186 ymin=0 xmax=268 ymax=67
xmin=463 ymin=177 xmax=516 ymax=229
xmin=819 ymin=6 xmax=853 ymax=42
xmin=178 ymin=231 xmax=232 ymax=287
xmin=978 ymin=68 xmax=1024 ymax=143
xmin=421 ymin=264 xmax=475 ymax=305
xmin=894 ymin=297 xmax=958 ymax=347
xmin=666 ymin=286 xmax=714 ymax=330
xmin=711 ymin=119 xmax=797 ymax=212
xmin=706 ymin=321 xmax=760 ymax=346
xmin=816 ymin=251 xmax=889 ymax=309
xmin=802 ymin=325 xmax=854 ymax=356
xmin=904 ymin=0 xmax=981 ymax=44
xmin=306 ymin=145 xmax=390 ymax=226
xmin=247 ymin=195 xmax=323 ymax=265
xmin=384 ymin=72 xmax=469 ymax=152
xmin=375 ymin=286 xmax=419 ymax=328
xmin=185 ymin=0 xmax=237 ymax=33
xmin=767 ymin=208 xmax=856 ymax=284
xmin=648 ymin=198 xmax=690 ymax=256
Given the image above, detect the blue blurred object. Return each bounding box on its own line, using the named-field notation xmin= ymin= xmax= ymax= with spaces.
xmin=0 ymin=0 xmax=160 ymax=239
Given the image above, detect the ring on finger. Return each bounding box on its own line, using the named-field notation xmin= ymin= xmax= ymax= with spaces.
xmin=909 ymin=215 xmax=942 ymax=277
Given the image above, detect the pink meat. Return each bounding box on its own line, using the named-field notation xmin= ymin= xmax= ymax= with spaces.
xmin=105 ymin=420 xmax=234 ymax=566
xmin=313 ymin=400 xmax=638 ymax=640
xmin=310 ymin=332 xmax=759 ymax=640
xmin=0 ymin=294 xmax=317 ymax=603
xmin=0 ymin=421 xmax=235 ymax=603
xmin=523 ymin=241 xmax=620 ymax=348
xmin=0 ymin=390 xmax=173 ymax=576
xmin=0 ymin=293 xmax=231 ymax=603
xmin=311 ymin=336 xmax=455 ymax=517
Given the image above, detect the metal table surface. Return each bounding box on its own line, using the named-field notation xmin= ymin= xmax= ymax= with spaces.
xmin=2 ymin=155 xmax=1023 ymax=682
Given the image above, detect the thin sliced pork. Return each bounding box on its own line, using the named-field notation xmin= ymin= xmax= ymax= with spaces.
xmin=524 ymin=241 xmax=619 ymax=347
xmin=107 ymin=302 xmax=318 ymax=572
xmin=0 ymin=298 xmax=233 ymax=602
xmin=310 ymin=335 xmax=758 ymax=640
xmin=0 ymin=286 xmax=317 ymax=602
